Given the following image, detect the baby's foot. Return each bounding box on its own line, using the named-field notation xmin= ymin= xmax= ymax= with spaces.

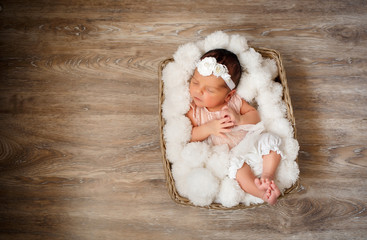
xmin=254 ymin=178 xmax=270 ymax=191
xmin=262 ymin=181 xmax=281 ymax=205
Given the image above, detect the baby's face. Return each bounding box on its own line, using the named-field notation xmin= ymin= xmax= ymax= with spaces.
xmin=189 ymin=69 xmax=231 ymax=111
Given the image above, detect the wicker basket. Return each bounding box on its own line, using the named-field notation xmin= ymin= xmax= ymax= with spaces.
xmin=158 ymin=47 xmax=300 ymax=209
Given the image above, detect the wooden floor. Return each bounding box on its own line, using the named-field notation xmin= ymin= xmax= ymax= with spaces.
xmin=0 ymin=0 xmax=366 ymax=239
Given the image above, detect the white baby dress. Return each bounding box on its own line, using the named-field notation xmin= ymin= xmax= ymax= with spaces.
xmin=190 ymin=93 xmax=284 ymax=179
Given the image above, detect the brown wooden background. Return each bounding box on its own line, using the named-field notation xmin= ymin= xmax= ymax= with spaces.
xmin=0 ymin=1 xmax=366 ymax=239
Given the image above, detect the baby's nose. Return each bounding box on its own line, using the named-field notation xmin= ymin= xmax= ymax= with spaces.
xmin=196 ymin=87 xmax=204 ymax=95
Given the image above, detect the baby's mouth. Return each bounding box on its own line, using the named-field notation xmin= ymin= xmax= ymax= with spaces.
xmin=193 ymin=96 xmax=202 ymax=102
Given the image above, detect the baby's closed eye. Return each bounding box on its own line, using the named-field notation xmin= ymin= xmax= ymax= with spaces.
xmin=206 ymin=87 xmax=215 ymax=93
xmin=191 ymin=79 xmax=199 ymax=85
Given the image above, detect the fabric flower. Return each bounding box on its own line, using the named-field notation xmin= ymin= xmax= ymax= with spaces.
xmin=196 ymin=57 xmax=236 ymax=90
xmin=213 ymin=63 xmax=227 ymax=77
xmin=197 ymin=57 xmax=216 ymax=76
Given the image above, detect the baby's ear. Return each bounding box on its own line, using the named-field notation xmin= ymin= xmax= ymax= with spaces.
xmin=225 ymin=90 xmax=236 ymax=102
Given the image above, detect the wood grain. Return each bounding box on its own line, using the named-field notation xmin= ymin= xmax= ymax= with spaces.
xmin=0 ymin=0 xmax=366 ymax=239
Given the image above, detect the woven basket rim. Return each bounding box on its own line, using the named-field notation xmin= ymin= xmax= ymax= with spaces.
xmin=158 ymin=47 xmax=300 ymax=210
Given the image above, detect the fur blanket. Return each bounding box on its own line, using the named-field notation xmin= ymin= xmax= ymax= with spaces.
xmin=161 ymin=31 xmax=299 ymax=207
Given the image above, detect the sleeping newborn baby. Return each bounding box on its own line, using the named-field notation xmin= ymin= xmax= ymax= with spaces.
xmin=186 ymin=49 xmax=283 ymax=205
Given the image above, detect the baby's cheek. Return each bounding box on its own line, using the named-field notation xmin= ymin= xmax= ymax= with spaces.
xmin=189 ymin=86 xmax=195 ymax=96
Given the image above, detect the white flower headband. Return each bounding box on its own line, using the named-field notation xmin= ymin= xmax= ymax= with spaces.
xmin=196 ymin=57 xmax=236 ymax=90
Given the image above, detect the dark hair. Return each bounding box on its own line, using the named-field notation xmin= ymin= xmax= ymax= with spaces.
xmin=200 ymin=49 xmax=242 ymax=88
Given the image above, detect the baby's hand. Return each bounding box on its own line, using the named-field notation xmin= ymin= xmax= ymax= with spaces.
xmin=220 ymin=106 xmax=241 ymax=126
xmin=206 ymin=117 xmax=234 ymax=138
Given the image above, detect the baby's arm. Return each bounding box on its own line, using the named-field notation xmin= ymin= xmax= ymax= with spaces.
xmin=186 ymin=108 xmax=233 ymax=142
xmin=221 ymin=100 xmax=260 ymax=126
xmin=238 ymin=99 xmax=261 ymax=125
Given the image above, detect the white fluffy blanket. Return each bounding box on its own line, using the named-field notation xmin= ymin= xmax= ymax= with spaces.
xmin=161 ymin=31 xmax=299 ymax=207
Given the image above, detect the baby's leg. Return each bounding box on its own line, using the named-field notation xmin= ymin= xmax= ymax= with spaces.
xmin=236 ymin=163 xmax=280 ymax=205
xmin=253 ymin=150 xmax=281 ymax=190
xmin=236 ymin=163 xmax=267 ymax=200
xmin=257 ymin=150 xmax=281 ymax=204
xmin=262 ymin=150 xmax=281 ymax=180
